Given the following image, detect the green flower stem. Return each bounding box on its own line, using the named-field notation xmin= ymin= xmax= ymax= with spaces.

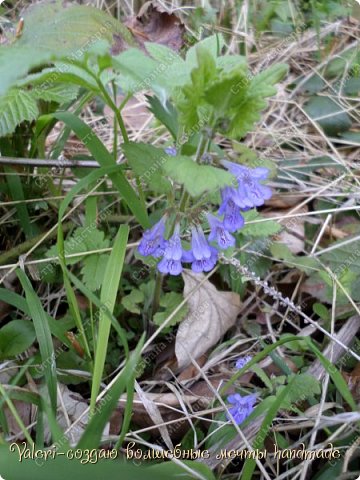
xmin=111 ymin=81 xmax=118 ymax=161
xmin=96 ymin=80 xmax=129 ymax=144
xmin=150 ymin=270 xmax=163 ymax=318
xmin=83 ymin=65 xmax=129 ymax=144
xmin=179 ymin=132 xmax=211 ymax=213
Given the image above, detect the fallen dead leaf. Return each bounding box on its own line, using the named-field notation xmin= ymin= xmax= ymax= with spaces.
xmin=44 ymin=383 xmax=109 ymax=446
xmin=267 ymin=194 xmax=303 ymax=208
xmin=175 ymin=270 xmax=241 ymax=369
xmin=343 ymin=362 xmax=360 ymax=404
xmin=177 ymin=354 xmax=207 ymax=383
xmin=117 ymin=390 xmax=212 ymax=440
xmin=134 ymin=381 xmax=173 ymax=449
xmin=4 ymin=400 xmax=32 ymax=438
xmin=264 ymin=207 xmax=307 ymax=254
xmin=125 ymin=2 xmax=185 ymax=52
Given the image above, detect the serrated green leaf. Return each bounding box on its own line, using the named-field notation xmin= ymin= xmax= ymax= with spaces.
xmin=163 ymin=156 xmax=235 ymax=196
xmin=112 ymin=48 xmax=160 ymax=93
xmin=122 ymin=142 xmax=172 ymax=194
xmin=0 ymin=320 xmax=36 ymax=359
xmin=153 ymin=292 xmax=188 ymax=327
xmin=242 ymin=210 xmax=282 ymax=236
xmin=227 ymin=64 xmax=288 ymax=138
xmin=280 ymin=374 xmax=320 ymax=409
xmin=176 ymin=46 xmax=217 ymax=128
xmin=185 ymin=33 xmax=225 ymax=67
xmin=81 ymin=254 xmax=109 ymax=292
xmin=270 ymin=242 xmax=319 ymax=274
xmin=121 ymin=289 xmax=144 ymax=314
xmin=31 ymin=83 xmax=79 ymax=103
xmin=0 ymin=1 xmax=132 ymax=96
xmin=0 ymin=89 xmax=38 ymax=136
xmin=204 ymin=68 xmax=250 ymax=113
xmin=46 ymin=227 xmax=110 ymax=269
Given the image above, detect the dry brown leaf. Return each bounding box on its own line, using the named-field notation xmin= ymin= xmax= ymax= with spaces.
xmin=117 ymin=390 xmax=211 ymax=439
xmin=266 ymin=194 xmax=303 ymax=208
xmin=43 ymin=384 xmax=109 ymax=446
xmin=264 ymin=207 xmax=307 ymax=254
xmin=343 ymin=362 xmax=360 ymax=403
xmin=125 ymin=2 xmax=185 ymax=52
xmin=134 ymin=381 xmax=173 ymax=449
xmin=175 ymin=270 xmax=241 ymax=369
xmin=4 ymin=400 xmax=32 ymax=438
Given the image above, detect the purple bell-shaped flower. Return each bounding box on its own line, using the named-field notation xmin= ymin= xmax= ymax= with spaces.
xmin=138 ymin=216 xmax=167 ymax=257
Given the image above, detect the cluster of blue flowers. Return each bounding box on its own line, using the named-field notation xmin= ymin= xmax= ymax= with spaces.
xmin=138 ymin=158 xmax=272 ymax=276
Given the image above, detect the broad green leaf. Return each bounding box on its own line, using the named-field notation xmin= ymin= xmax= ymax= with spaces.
xmin=146 ymin=95 xmax=178 ymax=139
xmin=122 ymin=142 xmax=172 ymax=194
xmin=16 ymin=1 xmax=132 ymax=55
xmin=278 ymin=373 xmax=321 ymax=409
xmin=0 ymin=89 xmax=38 ymax=136
xmin=17 ymin=64 xmax=99 ymax=93
xmin=121 ymin=289 xmax=144 ymax=314
xmin=204 ymin=68 xmax=250 ymax=114
xmin=176 ymin=46 xmax=217 ymax=128
xmin=112 ymin=48 xmax=163 ymax=93
xmin=304 ymin=96 xmax=352 ymax=136
xmin=153 ymin=292 xmax=189 ymax=327
xmin=47 ymin=227 xmax=110 ymax=266
xmin=0 ymin=45 xmax=53 ymax=96
xmin=0 ymin=1 xmax=133 ymax=96
xmin=320 ymin=234 xmax=360 ymax=275
xmin=312 ymin=302 xmax=330 ymax=321
xmin=226 ymin=63 xmax=288 ymax=138
xmin=163 ymin=156 xmax=235 ymax=196
xmin=242 ymin=210 xmax=282 ymax=236
xmin=81 ymin=254 xmax=110 ymax=292
xmin=185 ymin=33 xmax=225 ymax=67
xmin=270 ymin=242 xmax=319 ymax=274
xmin=30 ymin=83 xmax=79 ymax=103
xmin=0 ymin=320 xmax=36 ymax=359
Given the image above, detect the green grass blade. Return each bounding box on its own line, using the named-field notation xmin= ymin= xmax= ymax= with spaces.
xmin=4 ymin=166 xmax=38 ymax=238
xmin=241 ymin=376 xmax=297 ymax=480
xmin=305 ymin=337 xmax=357 ymax=411
xmin=221 ymin=334 xmax=358 ymax=410
xmin=90 ymin=225 xmax=129 ymax=415
xmin=55 ymin=164 xmax=122 ymax=360
xmin=0 ymin=384 xmax=33 ymax=445
xmin=39 ymin=112 xmax=149 ymax=228
xmin=78 ymin=333 xmax=144 ymax=449
xmin=115 ymin=374 xmax=135 ymax=448
xmin=0 ymin=288 xmax=72 ymax=347
xmin=16 ymin=269 xmax=57 ymax=414
xmin=65 ymin=268 xmax=129 ymax=358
